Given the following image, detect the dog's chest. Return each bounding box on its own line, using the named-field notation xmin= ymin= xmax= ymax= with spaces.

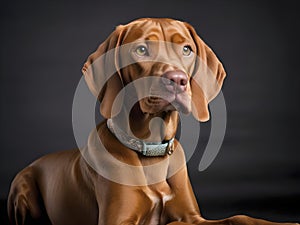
xmin=144 ymin=187 xmax=174 ymax=225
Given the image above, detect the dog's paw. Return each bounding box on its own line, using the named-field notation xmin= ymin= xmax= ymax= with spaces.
xmin=8 ymin=192 xmax=29 ymax=225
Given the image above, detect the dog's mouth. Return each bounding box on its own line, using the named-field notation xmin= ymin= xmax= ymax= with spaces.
xmin=144 ymin=90 xmax=191 ymax=114
xmin=135 ymin=70 xmax=192 ymax=115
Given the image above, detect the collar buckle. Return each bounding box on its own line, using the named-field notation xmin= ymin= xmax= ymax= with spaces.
xmin=166 ymin=141 xmax=174 ymax=155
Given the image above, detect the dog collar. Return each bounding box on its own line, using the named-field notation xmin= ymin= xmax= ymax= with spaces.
xmin=107 ymin=119 xmax=175 ymax=157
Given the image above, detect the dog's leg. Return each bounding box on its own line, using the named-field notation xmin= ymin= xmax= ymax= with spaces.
xmin=7 ymin=166 xmax=51 ymax=225
xmin=167 ymin=216 xmax=299 ymax=225
xmin=218 ymin=215 xmax=299 ymax=225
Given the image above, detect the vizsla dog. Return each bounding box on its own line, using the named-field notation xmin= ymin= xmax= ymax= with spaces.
xmin=8 ymin=18 xmax=298 ymax=225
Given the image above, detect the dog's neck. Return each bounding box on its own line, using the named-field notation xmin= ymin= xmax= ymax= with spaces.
xmin=112 ymin=103 xmax=178 ymax=143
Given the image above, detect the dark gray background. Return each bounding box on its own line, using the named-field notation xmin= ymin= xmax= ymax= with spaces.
xmin=1 ymin=0 xmax=299 ymax=223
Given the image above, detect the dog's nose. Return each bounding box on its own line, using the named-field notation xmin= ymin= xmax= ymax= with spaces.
xmin=162 ymin=70 xmax=188 ymax=93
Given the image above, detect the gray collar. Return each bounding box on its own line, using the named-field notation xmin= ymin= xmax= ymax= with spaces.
xmin=107 ymin=119 xmax=175 ymax=157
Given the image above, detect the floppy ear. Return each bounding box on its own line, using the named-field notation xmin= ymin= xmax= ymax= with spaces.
xmin=82 ymin=25 xmax=126 ymax=118
xmin=184 ymin=23 xmax=226 ymax=122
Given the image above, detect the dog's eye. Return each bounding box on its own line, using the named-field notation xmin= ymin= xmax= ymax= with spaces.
xmin=135 ymin=45 xmax=149 ymax=56
xmin=182 ymin=45 xmax=192 ymax=56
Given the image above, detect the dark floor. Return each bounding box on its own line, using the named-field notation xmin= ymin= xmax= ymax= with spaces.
xmin=1 ymin=200 xmax=9 ymax=225
xmin=197 ymin=195 xmax=300 ymax=222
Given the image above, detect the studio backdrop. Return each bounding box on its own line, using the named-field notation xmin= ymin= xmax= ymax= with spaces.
xmin=0 ymin=0 xmax=299 ymax=223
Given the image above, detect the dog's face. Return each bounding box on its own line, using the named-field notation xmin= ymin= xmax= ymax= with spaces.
xmin=82 ymin=18 xmax=226 ymax=122
xmin=119 ymin=19 xmax=198 ymax=115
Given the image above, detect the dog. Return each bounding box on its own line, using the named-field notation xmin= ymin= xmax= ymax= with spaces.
xmin=8 ymin=18 xmax=298 ymax=225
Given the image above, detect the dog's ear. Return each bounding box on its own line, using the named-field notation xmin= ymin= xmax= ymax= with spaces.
xmin=184 ymin=22 xmax=226 ymax=122
xmin=82 ymin=25 xmax=126 ymax=118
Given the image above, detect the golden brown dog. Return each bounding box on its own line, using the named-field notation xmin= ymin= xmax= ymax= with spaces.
xmin=8 ymin=18 xmax=298 ymax=225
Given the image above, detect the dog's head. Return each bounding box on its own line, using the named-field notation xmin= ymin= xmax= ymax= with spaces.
xmin=82 ymin=18 xmax=226 ymax=122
